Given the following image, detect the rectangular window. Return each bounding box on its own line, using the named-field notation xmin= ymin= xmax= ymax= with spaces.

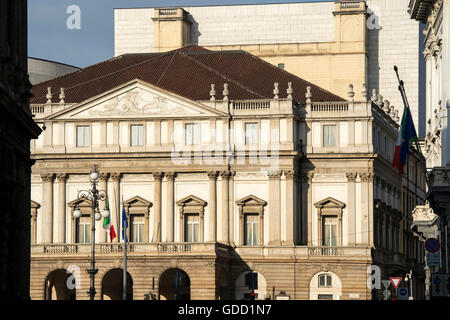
xmin=245 ymin=123 xmax=258 ymax=145
xmin=131 ymin=215 xmax=144 ymax=243
xmin=76 ymin=126 xmax=89 ymax=147
xmin=323 ymin=125 xmax=336 ymax=147
xmin=318 ymin=294 xmax=333 ymax=300
xmin=76 ymin=216 xmax=90 ymax=243
xmin=185 ymin=214 xmax=200 ymax=242
xmin=277 ymin=63 xmax=285 ymax=70
xmin=245 ymin=214 xmax=259 ymax=246
xmin=130 ymin=124 xmax=144 ymax=146
xmin=322 ymin=216 xmax=337 ymax=246
xmin=185 ymin=123 xmax=200 ymax=145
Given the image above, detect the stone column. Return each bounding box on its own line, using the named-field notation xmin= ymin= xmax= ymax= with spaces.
xmin=220 ymin=171 xmax=230 ymax=243
xmin=97 ymin=173 xmax=108 ymax=243
xmin=238 ymin=206 xmax=244 ymax=245
xmin=259 ymin=205 xmax=264 ymax=246
xmin=199 ymin=208 xmax=205 ymax=243
xmin=166 ymin=172 xmax=176 ymax=242
xmin=152 ymin=172 xmax=164 ymax=242
xmin=110 ymin=173 xmax=121 ymax=243
xmin=306 ymin=172 xmax=314 ymax=245
xmin=268 ymin=170 xmax=282 ymax=245
xmin=207 ymin=171 xmax=218 ymax=242
xmin=346 ymin=173 xmax=357 ymax=245
xmin=359 ymin=173 xmax=372 ymax=245
xmin=41 ymin=174 xmax=54 ymax=244
xmin=55 ymin=174 xmax=67 ymax=243
xmin=31 ymin=205 xmax=39 ymax=245
xmin=284 ymin=170 xmax=295 ymax=245
xmin=229 ymin=171 xmax=236 ymax=246
xmin=179 ymin=207 xmax=185 ymax=242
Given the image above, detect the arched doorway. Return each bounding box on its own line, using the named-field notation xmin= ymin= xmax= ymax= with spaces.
xmin=44 ymin=269 xmax=76 ymax=300
xmin=159 ymin=268 xmax=190 ymax=300
xmin=101 ymin=269 xmax=133 ymax=300
xmin=235 ymin=271 xmax=267 ymax=300
xmin=309 ymin=271 xmax=342 ymax=300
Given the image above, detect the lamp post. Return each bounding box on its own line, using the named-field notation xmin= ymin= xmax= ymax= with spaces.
xmin=72 ymin=165 xmax=110 ymax=300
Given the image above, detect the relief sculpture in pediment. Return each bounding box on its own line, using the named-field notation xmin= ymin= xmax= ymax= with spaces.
xmin=88 ymin=90 xmax=198 ymax=116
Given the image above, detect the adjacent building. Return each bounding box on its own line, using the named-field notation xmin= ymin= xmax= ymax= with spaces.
xmin=409 ymin=0 xmax=450 ymax=285
xmin=29 ymin=46 xmax=426 ymax=300
xmin=114 ymin=0 xmax=427 ymax=137
xmin=28 ymin=57 xmax=80 ymax=85
xmin=0 ymin=0 xmax=42 ymax=300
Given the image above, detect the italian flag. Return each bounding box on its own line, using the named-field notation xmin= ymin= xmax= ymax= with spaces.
xmin=392 ymin=105 xmax=417 ymax=174
xmin=103 ymin=200 xmax=117 ymax=242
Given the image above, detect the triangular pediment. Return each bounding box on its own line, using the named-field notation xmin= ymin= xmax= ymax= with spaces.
xmin=68 ymin=198 xmax=92 ymax=208
xmin=47 ymin=79 xmax=227 ymax=120
xmin=176 ymin=195 xmax=207 ymax=207
xmin=31 ymin=200 xmax=41 ymax=209
xmin=314 ymin=197 xmax=345 ymax=209
xmin=236 ymin=195 xmax=267 ymax=207
xmin=124 ymin=196 xmax=153 ymax=208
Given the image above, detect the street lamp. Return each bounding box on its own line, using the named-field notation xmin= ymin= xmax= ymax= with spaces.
xmin=404 ymin=270 xmax=413 ymax=300
xmin=72 ymin=164 xmax=109 ymax=300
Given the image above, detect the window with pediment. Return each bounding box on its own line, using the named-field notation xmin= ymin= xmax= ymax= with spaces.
xmin=236 ymin=195 xmax=267 ymax=246
xmin=124 ymin=196 xmax=152 ymax=243
xmin=177 ymin=195 xmax=207 ymax=243
xmin=314 ymin=198 xmax=345 ymax=247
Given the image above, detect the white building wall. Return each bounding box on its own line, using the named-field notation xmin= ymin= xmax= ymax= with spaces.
xmin=114 ymin=0 xmax=424 ymax=136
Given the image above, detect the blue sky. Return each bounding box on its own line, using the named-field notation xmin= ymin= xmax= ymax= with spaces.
xmin=28 ymin=0 xmax=330 ymax=68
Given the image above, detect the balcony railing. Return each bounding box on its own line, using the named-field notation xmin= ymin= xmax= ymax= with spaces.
xmin=32 ymin=244 xmax=371 ymax=258
xmin=308 ymin=246 xmax=343 ymax=256
xmin=311 ymin=102 xmax=349 ymax=112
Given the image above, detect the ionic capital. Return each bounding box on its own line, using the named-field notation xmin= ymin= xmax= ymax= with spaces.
xmin=56 ymin=173 xmax=68 ymax=182
xmin=284 ymin=170 xmax=296 ymax=180
xmin=41 ymin=173 xmax=54 ymax=183
xmin=267 ymin=170 xmax=282 ymax=179
xmin=166 ymin=172 xmax=177 ymax=181
xmin=207 ymin=171 xmax=219 ymax=180
xmin=110 ymin=173 xmax=122 ymax=182
xmin=98 ymin=172 xmax=109 ymax=182
xmin=346 ymin=172 xmax=358 ymax=182
xmin=152 ymin=172 xmax=164 ymax=181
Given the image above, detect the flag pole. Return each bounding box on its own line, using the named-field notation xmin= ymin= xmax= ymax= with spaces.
xmin=394 ymin=66 xmax=422 ymax=154
xmin=122 ymin=196 xmax=127 ymax=300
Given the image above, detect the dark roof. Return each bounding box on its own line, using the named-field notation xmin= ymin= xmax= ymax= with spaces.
xmin=30 ymin=46 xmax=345 ymax=104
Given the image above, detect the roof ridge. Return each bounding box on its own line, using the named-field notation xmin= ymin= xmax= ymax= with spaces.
xmin=181 ymin=51 xmax=267 ymax=99
xmin=31 ymin=52 xmax=174 ymax=102
xmin=156 ymin=51 xmax=178 ymax=85
xmin=241 ymin=51 xmax=345 ymax=101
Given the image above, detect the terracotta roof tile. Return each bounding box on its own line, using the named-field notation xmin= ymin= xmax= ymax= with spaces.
xmin=31 ymin=46 xmax=345 ymax=104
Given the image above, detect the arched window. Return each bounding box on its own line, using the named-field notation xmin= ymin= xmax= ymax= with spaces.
xmin=310 ymin=272 xmax=342 ymax=300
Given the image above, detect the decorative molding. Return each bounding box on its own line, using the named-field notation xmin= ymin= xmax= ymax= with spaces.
xmin=98 ymin=172 xmax=109 ymax=182
xmin=284 ymin=170 xmax=296 ymax=179
xmin=40 ymin=173 xmax=54 ymax=182
xmin=110 ymin=173 xmax=122 ymax=182
xmin=152 ymin=172 xmax=164 ymax=181
xmin=207 ymin=171 xmax=218 ymax=180
xmin=165 ymin=172 xmax=177 ymax=181
xmin=56 ymin=173 xmax=67 ymax=182
xmin=267 ymin=170 xmax=282 ymax=179
xmin=346 ymin=173 xmax=357 ymax=182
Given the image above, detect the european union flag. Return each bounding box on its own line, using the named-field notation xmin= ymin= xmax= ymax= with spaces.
xmin=121 ymin=204 xmax=128 ymax=243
